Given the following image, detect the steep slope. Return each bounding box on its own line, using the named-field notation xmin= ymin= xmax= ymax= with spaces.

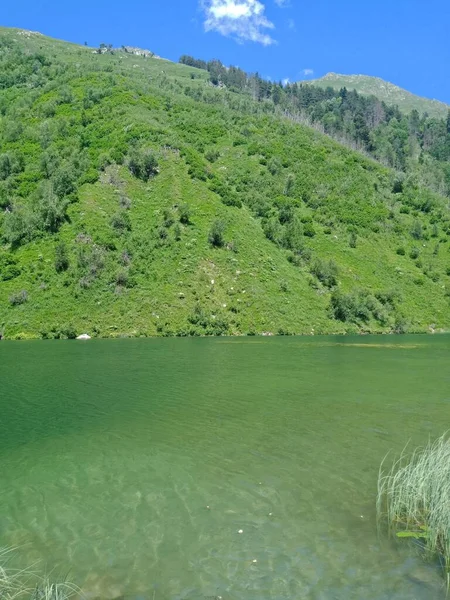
xmin=0 ymin=28 xmax=450 ymax=339
xmin=307 ymin=73 xmax=449 ymax=118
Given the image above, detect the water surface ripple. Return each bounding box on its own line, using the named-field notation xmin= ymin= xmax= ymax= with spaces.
xmin=0 ymin=335 xmax=449 ymax=599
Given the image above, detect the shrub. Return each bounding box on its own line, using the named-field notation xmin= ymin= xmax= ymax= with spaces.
xmin=262 ymin=217 xmax=281 ymax=244
xmin=303 ymin=222 xmax=316 ymax=238
xmin=37 ymin=184 xmax=69 ymax=233
xmin=55 ymin=241 xmax=69 ymax=272
xmin=311 ymin=258 xmax=338 ymax=288
xmin=119 ymin=195 xmax=131 ymax=210
xmin=0 ymin=153 xmax=11 ymax=180
xmin=396 ymin=247 xmax=406 ymax=256
xmin=59 ymin=325 xmax=77 ymax=339
xmin=77 ymin=245 xmax=105 ymax=279
xmin=174 ymin=223 xmax=182 ymax=241
xmin=163 ymin=209 xmax=174 ymax=228
xmin=158 ymin=226 xmax=168 ymax=240
xmin=208 ymin=219 xmax=226 ymax=247
xmin=393 ymin=315 xmax=409 ymax=334
xmin=283 ymin=174 xmax=295 ymax=196
xmin=205 ymin=149 xmax=220 ymax=163
xmin=115 ymin=269 xmax=129 ymax=287
xmin=282 ymin=218 xmax=303 ymax=250
xmin=9 ymin=289 xmax=28 ymax=306
xmin=409 ymin=247 xmax=420 ymax=259
xmin=268 ymin=157 xmax=282 ymax=175
xmin=0 ymin=253 xmax=20 ymax=281
xmin=179 ymin=203 xmax=191 ymax=224
xmin=181 ymin=147 xmax=207 ymax=181
xmin=349 ymin=232 xmax=357 ymax=248
xmin=2 ymin=207 xmax=36 ymax=247
xmin=128 ymin=148 xmax=159 ymax=181
xmin=411 ymin=220 xmax=423 ymax=240
xmin=330 ymin=289 xmax=395 ymax=325
xmin=52 ymin=165 xmax=77 ymax=199
xmin=111 ymin=211 xmax=131 ymax=233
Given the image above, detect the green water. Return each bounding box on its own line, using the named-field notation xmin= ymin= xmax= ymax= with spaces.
xmin=1 ymin=335 xmax=449 ymax=599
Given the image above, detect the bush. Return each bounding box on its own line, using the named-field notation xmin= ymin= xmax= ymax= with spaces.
xmin=59 ymin=325 xmax=77 ymax=339
xmin=282 ymin=218 xmax=303 ymax=250
xmin=330 ymin=290 xmax=369 ymax=323
xmin=396 ymin=247 xmax=406 ymax=256
xmin=303 ymin=222 xmax=316 ymax=238
xmin=330 ymin=289 xmax=394 ymax=325
xmin=52 ymin=165 xmax=77 ymax=199
xmin=311 ymin=258 xmax=338 ymax=288
xmin=55 ymin=241 xmax=69 ymax=272
xmin=349 ymin=232 xmax=357 ymax=248
xmin=0 ymin=253 xmax=20 ymax=281
xmin=111 ymin=211 xmax=131 ymax=233
xmin=411 ymin=220 xmax=423 ymax=240
xmin=128 ymin=148 xmax=159 ymax=181
xmin=163 ymin=209 xmax=174 ymax=228
xmin=409 ymin=247 xmax=420 ymax=259
xmin=174 ymin=223 xmax=182 ymax=241
xmin=77 ymin=245 xmax=105 ymax=280
xmin=208 ymin=219 xmax=226 ymax=247
xmin=37 ymin=184 xmax=69 ymax=233
xmin=268 ymin=157 xmax=282 ymax=175
xmin=283 ymin=174 xmax=295 ymax=196
xmin=179 ymin=203 xmax=191 ymax=224
xmin=2 ymin=207 xmax=36 ymax=246
xmin=205 ymin=149 xmax=220 ymax=163
xmin=9 ymin=289 xmax=28 ymax=306
xmin=115 ymin=269 xmax=129 ymax=287
xmin=263 ymin=217 xmax=283 ymax=245
xmin=393 ymin=315 xmax=409 ymax=334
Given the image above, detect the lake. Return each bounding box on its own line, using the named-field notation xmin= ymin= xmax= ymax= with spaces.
xmin=0 ymin=335 xmax=449 ymax=599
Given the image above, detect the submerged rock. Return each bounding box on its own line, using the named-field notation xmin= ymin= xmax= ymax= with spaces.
xmin=76 ymin=333 xmax=91 ymax=340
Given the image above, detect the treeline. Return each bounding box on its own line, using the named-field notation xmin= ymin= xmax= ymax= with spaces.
xmin=179 ymin=55 xmax=450 ymax=196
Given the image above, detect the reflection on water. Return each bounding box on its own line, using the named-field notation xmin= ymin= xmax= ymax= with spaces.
xmin=0 ymin=335 xmax=449 ymax=599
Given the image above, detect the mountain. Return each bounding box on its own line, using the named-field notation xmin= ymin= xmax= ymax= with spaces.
xmin=0 ymin=27 xmax=449 ymax=339
xmin=306 ymin=73 xmax=450 ymax=119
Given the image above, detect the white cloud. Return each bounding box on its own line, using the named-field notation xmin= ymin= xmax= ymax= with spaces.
xmin=301 ymin=68 xmax=314 ymax=77
xmin=201 ymin=0 xmax=276 ymax=45
xmin=287 ymin=18 xmax=295 ymax=30
xmin=282 ymin=77 xmax=290 ymax=86
xmin=274 ymin=0 xmax=290 ymax=6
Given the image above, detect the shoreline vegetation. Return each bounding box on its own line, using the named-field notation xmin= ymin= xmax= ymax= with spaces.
xmin=1 ymin=328 xmax=449 ymax=341
xmin=377 ymin=435 xmax=450 ymax=586
xmin=0 ymin=548 xmax=77 ymax=600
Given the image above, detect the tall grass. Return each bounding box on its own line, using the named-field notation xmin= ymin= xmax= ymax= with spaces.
xmin=0 ymin=548 xmax=78 ymax=600
xmin=377 ymin=435 xmax=450 ymax=583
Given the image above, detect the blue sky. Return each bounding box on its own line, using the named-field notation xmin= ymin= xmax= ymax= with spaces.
xmin=3 ymin=0 xmax=450 ymax=104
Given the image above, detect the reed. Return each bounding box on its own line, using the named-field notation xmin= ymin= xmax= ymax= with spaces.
xmin=0 ymin=548 xmax=77 ymax=600
xmin=377 ymin=435 xmax=450 ymax=583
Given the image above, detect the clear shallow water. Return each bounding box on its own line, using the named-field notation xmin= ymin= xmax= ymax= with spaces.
xmin=0 ymin=335 xmax=449 ymax=600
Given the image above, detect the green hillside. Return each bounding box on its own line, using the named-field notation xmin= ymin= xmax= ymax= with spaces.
xmin=0 ymin=27 xmax=450 ymax=339
xmin=307 ymin=73 xmax=449 ymax=118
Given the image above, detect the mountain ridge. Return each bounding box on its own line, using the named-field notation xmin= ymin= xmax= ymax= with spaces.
xmin=305 ymin=72 xmax=449 ymax=118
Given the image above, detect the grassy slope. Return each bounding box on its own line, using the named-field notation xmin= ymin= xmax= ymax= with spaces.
xmin=0 ymin=28 xmax=450 ymax=338
xmin=306 ymin=73 xmax=449 ymax=118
